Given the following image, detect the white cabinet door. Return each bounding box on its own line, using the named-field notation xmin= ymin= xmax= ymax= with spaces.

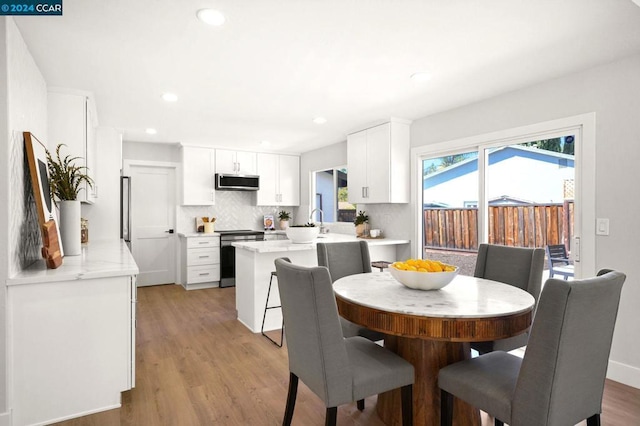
xmin=181 ymin=146 xmax=215 ymax=205
xmin=236 ymin=150 xmax=257 ymax=175
xmin=278 ymin=154 xmax=300 ymax=206
xmin=215 ymin=149 xmax=257 ymax=175
xmin=347 ymin=130 xmax=368 ymax=204
xmin=256 ymin=153 xmax=279 ymax=205
xmin=364 ymin=122 xmax=391 ymax=203
xmin=48 ymin=92 xmax=95 ymax=203
xmin=256 ymin=153 xmax=300 ymax=206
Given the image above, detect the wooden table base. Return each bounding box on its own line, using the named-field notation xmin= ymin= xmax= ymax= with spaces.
xmin=377 ymin=335 xmax=480 ymax=426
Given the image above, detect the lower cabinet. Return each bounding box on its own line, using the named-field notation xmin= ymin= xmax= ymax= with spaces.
xmin=9 ymin=275 xmax=135 ymax=426
xmin=180 ymin=235 xmax=221 ymax=290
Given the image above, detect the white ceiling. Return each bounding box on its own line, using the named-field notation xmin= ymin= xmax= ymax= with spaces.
xmin=14 ymin=0 xmax=640 ymax=154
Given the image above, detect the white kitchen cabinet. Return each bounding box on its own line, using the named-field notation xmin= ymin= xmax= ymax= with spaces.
xmin=180 ymin=146 xmax=215 ymax=205
xmin=7 ymin=240 xmax=137 ymax=426
xmin=180 ymin=235 xmax=221 ymax=290
xmin=347 ymin=119 xmax=411 ymax=204
xmin=256 ymin=153 xmax=300 ymax=206
xmin=48 ymin=90 xmax=98 ymax=203
xmin=215 ymin=149 xmax=257 ymax=175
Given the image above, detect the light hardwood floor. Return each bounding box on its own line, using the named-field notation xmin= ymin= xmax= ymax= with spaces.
xmin=55 ymin=284 xmax=640 ymax=426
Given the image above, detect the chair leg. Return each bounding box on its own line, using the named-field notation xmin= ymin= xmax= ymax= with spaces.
xmin=325 ymin=407 xmax=337 ymax=426
xmin=587 ymin=414 xmax=601 ymax=426
xmin=282 ymin=373 xmax=298 ymax=426
xmin=401 ymin=384 xmax=413 ymax=426
xmin=356 ymin=399 xmax=365 ymax=411
xmin=440 ymin=389 xmax=453 ymax=426
xmin=495 ymin=419 xmax=504 ymax=426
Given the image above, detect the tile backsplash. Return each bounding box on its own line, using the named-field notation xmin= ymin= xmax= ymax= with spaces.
xmin=177 ymin=190 xmax=295 ymax=233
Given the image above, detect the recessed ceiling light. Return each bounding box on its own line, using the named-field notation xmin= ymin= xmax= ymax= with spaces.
xmin=196 ymin=9 xmax=226 ymax=26
xmin=161 ymin=93 xmax=178 ymax=102
xmin=313 ymin=117 xmax=327 ymax=125
xmin=145 ymin=128 xmax=157 ymax=135
xmin=410 ymin=72 xmax=432 ymax=82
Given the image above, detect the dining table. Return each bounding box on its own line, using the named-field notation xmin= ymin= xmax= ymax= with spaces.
xmin=333 ymin=272 xmax=535 ymax=426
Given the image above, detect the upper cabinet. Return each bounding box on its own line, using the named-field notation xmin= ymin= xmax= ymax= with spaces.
xmin=347 ymin=119 xmax=411 ymax=204
xmin=256 ymin=153 xmax=300 ymax=206
xmin=48 ymin=90 xmax=98 ymax=204
xmin=180 ymin=146 xmax=215 ymax=205
xmin=215 ymin=149 xmax=257 ymax=175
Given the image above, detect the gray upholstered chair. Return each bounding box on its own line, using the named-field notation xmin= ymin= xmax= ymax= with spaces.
xmin=317 ymin=241 xmax=385 ymax=342
xmin=274 ymin=258 xmax=414 ymax=426
xmin=472 ymin=243 xmax=545 ymax=354
xmin=438 ymin=269 xmax=626 ymax=426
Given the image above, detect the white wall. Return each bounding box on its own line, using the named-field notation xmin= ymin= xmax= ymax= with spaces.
xmin=411 ymin=54 xmax=640 ymax=387
xmin=2 ymin=16 xmax=49 ymax=421
xmin=81 ymin=127 xmax=122 ymax=240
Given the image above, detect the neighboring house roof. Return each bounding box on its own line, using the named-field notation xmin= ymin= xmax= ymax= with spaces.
xmin=424 ymin=145 xmax=574 ymax=189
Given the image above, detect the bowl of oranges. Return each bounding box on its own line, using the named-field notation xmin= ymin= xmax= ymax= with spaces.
xmin=389 ymin=259 xmax=458 ymax=290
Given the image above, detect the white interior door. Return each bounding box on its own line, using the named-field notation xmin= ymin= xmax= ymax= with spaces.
xmin=128 ymin=164 xmax=176 ymax=286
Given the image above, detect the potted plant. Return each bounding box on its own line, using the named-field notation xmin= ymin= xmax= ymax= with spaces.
xmin=46 ymin=144 xmax=94 ymax=255
xmin=354 ymin=210 xmax=369 ymax=236
xmin=278 ymin=210 xmax=291 ymax=230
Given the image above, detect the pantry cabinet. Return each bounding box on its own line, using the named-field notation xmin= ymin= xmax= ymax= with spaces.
xmin=256 ymin=153 xmax=300 ymax=206
xmin=215 ymin=149 xmax=257 ymax=175
xmin=347 ymin=119 xmax=411 ymax=204
xmin=48 ymin=90 xmax=98 ymax=203
xmin=180 ymin=146 xmax=215 ymax=205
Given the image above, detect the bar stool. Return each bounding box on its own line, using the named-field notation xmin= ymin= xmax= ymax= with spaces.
xmin=371 ymin=261 xmax=392 ymax=272
xmin=261 ymin=271 xmax=284 ymax=347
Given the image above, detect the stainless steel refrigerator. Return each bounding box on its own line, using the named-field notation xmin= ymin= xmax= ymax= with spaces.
xmin=120 ymin=176 xmax=131 ymax=250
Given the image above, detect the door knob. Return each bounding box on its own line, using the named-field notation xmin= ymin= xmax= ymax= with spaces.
xmin=165 ymin=229 xmax=174 ymax=234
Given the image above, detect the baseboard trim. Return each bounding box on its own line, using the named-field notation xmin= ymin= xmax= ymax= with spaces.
xmin=0 ymin=411 xmax=11 ymax=426
xmin=608 ymin=359 xmax=640 ymax=389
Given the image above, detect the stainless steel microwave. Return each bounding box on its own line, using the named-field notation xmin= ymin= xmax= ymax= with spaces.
xmin=215 ymin=173 xmax=260 ymax=191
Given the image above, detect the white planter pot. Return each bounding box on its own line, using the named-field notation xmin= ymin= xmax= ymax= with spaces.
xmin=59 ymin=200 xmax=81 ymax=255
xmin=279 ymin=220 xmax=290 ymax=230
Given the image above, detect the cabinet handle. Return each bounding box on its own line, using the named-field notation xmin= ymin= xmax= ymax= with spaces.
xmin=199 ymin=255 xmax=209 ymax=259
xmin=199 ymin=273 xmax=210 ymax=276
xmin=362 ymin=187 xmax=366 ymax=198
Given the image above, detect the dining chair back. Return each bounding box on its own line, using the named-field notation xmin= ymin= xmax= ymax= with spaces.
xmin=472 ymin=243 xmax=545 ymax=354
xmin=274 ymin=258 xmax=414 ymax=426
xmin=439 ymin=270 xmax=626 ymax=426
xmin=317 ymin=241 xmax=384 ymax=342
xmin=546 ymin=244 xmax=575 ymax=280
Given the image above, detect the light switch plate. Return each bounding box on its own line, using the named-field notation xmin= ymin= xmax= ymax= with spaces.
xmin=596 ymin=218 xmax=609 ymax=236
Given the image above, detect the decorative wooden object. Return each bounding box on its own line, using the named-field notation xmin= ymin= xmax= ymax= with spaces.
xmin=24 ymin=131 xmax=64 ymax=268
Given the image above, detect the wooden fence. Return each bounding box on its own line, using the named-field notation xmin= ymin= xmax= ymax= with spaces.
xmin=423 ymin=201 xmax=573 ymax=252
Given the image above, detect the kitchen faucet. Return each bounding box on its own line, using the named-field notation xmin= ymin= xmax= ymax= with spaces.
xmin=309 ymin=208 xmax=328 ymax=234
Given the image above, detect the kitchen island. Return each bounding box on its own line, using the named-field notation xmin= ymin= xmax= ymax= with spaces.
xmin=232 ymin=234 xmax=409 ymax=333
xmin=7 ymin=240 xmax=138 ymax=426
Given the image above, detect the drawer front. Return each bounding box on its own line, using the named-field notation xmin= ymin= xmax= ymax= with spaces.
xmin=187 ymin=265 xmax=221 ymax=284
xmin=187 ymin=247 xmax=220 ymax=266
xmin=187 ymin=237 xmax=219 ymax=248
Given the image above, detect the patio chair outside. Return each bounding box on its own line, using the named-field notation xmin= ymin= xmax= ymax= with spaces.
xmin=546 ymin=244 xmax=574 ymax=280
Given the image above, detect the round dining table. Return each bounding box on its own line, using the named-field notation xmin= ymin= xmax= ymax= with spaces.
xmin=333 ymin=272 xmax=535 ymax=426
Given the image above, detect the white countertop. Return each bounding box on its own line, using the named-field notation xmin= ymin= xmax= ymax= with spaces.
xmin=7 ymin=239 xmax=139 ymax=286
xmin=178 ymin=232 xmax=220 ymax=237
xmin=333 ymin=272 xmax=535 ymax=319
xmin=232 ymin=233 xmax=410 ymax=253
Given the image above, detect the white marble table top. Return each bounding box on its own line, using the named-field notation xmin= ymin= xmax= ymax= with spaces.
xmin=333 ymin=272 xmax=535 ymax=319
xmin=7 ymin=239 xmax=139 ymax=286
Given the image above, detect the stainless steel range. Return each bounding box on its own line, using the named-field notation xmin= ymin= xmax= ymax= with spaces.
xmin=218 ymin=230 xmax=265 ymax=287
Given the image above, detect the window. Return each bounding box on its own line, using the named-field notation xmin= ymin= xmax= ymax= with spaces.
xmin=312 ymin=167 xmax=356 ymax=223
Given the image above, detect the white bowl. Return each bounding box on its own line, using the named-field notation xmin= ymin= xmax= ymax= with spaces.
xmin=285 ymin=226 xmax=320 ymax=244
xmin=389 ymin=266 xmax=459 ymax=290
